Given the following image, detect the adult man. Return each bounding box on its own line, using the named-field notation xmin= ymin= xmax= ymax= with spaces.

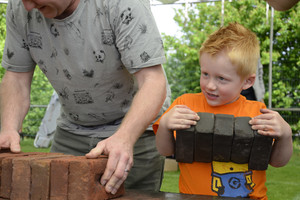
xmin=0 ymin=0 xmax=169 ymax=195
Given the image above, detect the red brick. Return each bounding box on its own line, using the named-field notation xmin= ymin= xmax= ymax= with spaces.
xmin=50 ymin=156 xmax=85 ymax=200
xmin=10 ymin=153 xmax=62 ymax=200
xmin=30 ymin=155 xmax=74 ymax=200
xmin=0 ymin=152 xmax=46 ymax=198
xmin=68 ymin=156 xmax=124 ymax=200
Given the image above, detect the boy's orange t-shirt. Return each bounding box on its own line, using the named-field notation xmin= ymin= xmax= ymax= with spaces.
xmin=153 ymin=93 xmax=268 ymax=200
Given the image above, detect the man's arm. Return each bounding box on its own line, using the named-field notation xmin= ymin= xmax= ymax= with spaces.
xmin=86 ymin=64 xmax=167 ymax=194
xmin=0 ymin=70 xmax=34 ymax=152
xmin=266 ymin=0 xmax=299 ymax=11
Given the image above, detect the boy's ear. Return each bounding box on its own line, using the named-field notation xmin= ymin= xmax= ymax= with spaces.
xmin=242 ymin=74 xmax=256 ymax=90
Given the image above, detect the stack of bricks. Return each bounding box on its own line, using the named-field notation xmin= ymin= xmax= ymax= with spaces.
xmin=176 ymin=112 xmax=273 ymax=170
xmin=0 ymin=150 xmax=124 ymax=200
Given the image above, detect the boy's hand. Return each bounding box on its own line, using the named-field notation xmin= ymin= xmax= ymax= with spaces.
xmin=249 ymin=108 xmax=292 ymax=140
xmin=160 ymin=105 xmax=200 ymax=131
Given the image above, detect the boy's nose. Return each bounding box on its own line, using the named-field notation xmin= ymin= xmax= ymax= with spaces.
xmin=207 ymin=79 xmax=217 ymax=90
xmin=22 ymin=0 xmax=37 ymax=11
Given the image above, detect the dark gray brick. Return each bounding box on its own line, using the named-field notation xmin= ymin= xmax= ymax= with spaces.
xmin=213 ymin=114 xmax=234 ymax=162
xmin=176 ymin=126 xmax=195 ymax=163
xmin=249 ymin=131 xmax=273 ymax=170
xmin=194 ymin=112 xmax=214 ymax=162
xmin=231 ymin=117 xmax=254 ymax=164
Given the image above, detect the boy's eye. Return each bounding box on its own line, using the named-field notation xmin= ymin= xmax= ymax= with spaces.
xmin=202 ymin=72 xmax=208 ymax=77
xmin=218 ymin=76 xmax=225 ymax=81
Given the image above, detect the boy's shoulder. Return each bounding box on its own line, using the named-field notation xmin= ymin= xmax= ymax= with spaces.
xmin=241 ymin=97 xmax=266 ymax=108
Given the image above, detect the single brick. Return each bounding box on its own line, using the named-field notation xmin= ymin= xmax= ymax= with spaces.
xmin=175 ymin=126 xmax=195 ymax=163
xmin=68 ymin=156 xmax=124 ymax=200
xmin=249 ymin=131 xmax=273 ymax=170
xmin=30 ymin=155 xmax=74 ymax=200
xmin=213 ymin=114 xmax=234 ymax=162
xmin=0 ymin=153 xmax=19 ymax=191
xmin=231 ymin=117 xmax=254 ymax=164
xmin=50 ymin=156 xmax=86 ymax=200
xmin=10 ymin=153 xmax=62 ymax=200
xmin=0 ymin=152 xmax=46 ymax=199
xmin=194 ymin=112 xmax=214 ymax=163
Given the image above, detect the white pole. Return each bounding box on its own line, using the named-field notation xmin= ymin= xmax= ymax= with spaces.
xmin=221 ymin=0 xmax=225 ymax=26
xmin=268 ymin=7 xmax=274 ymax=109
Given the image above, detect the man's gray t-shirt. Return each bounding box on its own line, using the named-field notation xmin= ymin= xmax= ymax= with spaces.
xmin=2 ymin=0 xmax=169 ymax=137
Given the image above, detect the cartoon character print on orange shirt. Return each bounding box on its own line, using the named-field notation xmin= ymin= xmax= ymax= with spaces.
xmin=211 ymin=161 xmax=255 ymax=197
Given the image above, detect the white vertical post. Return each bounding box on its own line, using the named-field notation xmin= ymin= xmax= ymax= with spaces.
xmin=221 ymin=0 xmax=225 ymax=26
xmin=268 ymin=7 xmax=274 ymax=109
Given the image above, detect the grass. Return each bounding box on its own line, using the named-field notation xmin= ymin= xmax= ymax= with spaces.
xmin=20 ymin=137 xmax=51 ymax=153
xmin=20 ymin=138 xmax=300 ymax=199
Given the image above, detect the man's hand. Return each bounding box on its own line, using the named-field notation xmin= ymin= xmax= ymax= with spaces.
xmin=85 ymin=133 xmax=134 ymax=195
xmin=0 ymin=130 xmax=21 ymax=152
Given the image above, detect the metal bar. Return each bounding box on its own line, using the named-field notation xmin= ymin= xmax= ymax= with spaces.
xmin=271 ymin=108 xmax=300 ymax=112
xmin=30 ymin=105 xmax=48 ymax=108
xmin=268 ymin=6 xmax=274 ymax=109
xmin=151 ymin=0 xmax=225 ymax=5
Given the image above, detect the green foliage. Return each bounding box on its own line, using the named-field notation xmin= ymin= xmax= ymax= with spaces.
xmin=162 ymin=0 xmax=300 ymax=132
xmin=0 ymin=3 xmax=6 ymax=79
xmin=22 ymin=67 xmax=54 ymax=136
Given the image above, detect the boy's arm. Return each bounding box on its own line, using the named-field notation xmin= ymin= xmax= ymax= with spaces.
xmin=155 ymin=105 xmax=199 ymax=156
xmin=249 ymin=108 xmax=293 ymax=167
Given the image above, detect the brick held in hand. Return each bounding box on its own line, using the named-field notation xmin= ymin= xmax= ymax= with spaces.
xmin=231 ymin=117 xmax=254 ymax=164
xmin=175 ymin=126 xmax=195 ymax=163
xmin=194 ymin=112 xmax=214 ymax=163
xmin=68 ymin=157 xmax=124 ymax=200
xmin=213 ymin=114 xmax=234 ymax=162
xmin=249 ymin=131 xmax=273 ymax=170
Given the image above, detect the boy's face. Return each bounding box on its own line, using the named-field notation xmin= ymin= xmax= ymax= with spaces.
xmin=200 ymin=51 xmax=249 ymax=107
xmin=22 ymin=0 xmax=79 ymax=19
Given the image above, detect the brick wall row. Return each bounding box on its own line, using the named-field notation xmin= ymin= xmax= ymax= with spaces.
xmin=0 ymin=151 xmax=124 ymax=200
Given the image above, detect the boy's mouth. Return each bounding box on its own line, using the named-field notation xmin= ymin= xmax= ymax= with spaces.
xmin=206 ymin=92 xmax=218 ymax=100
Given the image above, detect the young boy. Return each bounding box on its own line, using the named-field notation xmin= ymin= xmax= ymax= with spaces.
xmin=153 ymin=22 xmax=293 ymax=199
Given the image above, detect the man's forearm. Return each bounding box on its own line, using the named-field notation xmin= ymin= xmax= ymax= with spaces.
xmin=115 ymin=65 xmax=167 ymax=145
xmin=0 ymin=71 xmax=33 ymax=132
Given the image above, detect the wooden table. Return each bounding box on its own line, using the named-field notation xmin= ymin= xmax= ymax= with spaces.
xmin=117 ymin=190 xmax=250 ymax=199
